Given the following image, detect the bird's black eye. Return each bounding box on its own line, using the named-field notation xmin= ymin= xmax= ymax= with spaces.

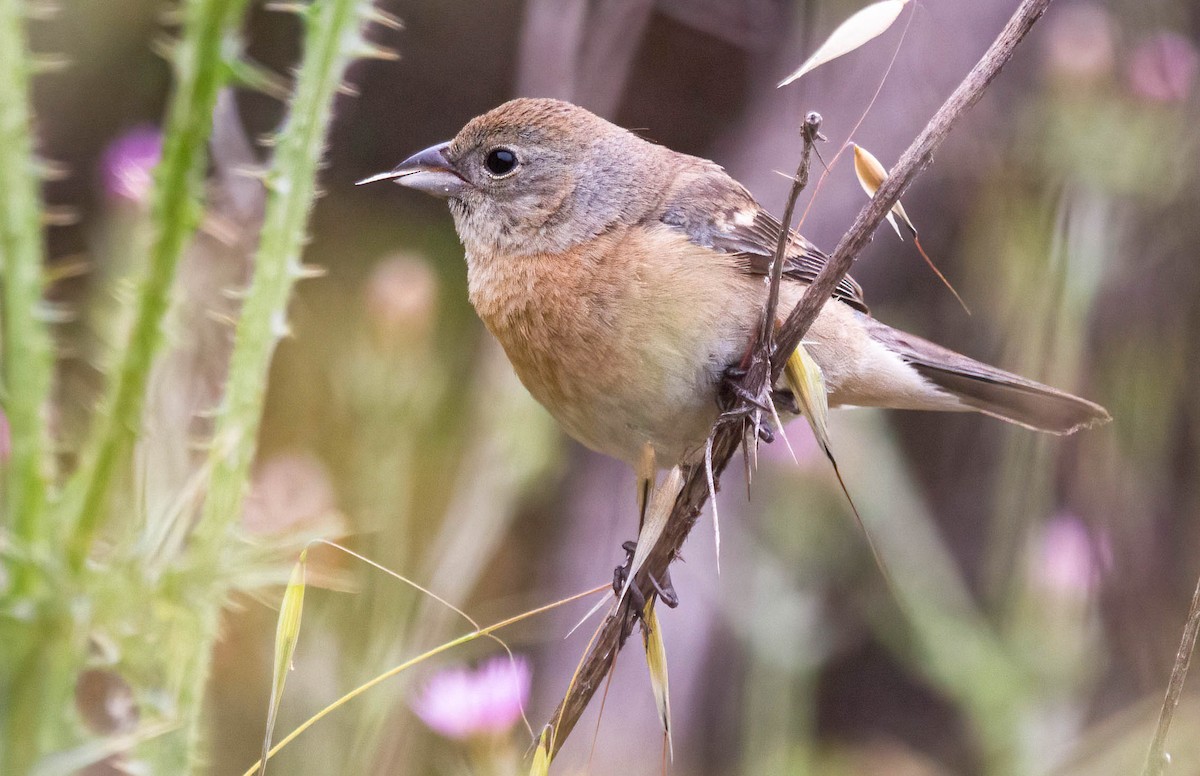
xmin=484 ymin=147 xmax=517 ymax=176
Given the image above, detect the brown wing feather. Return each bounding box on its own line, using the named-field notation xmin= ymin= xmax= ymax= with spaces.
xmin=656 ymin=163 xmax=868 ymax=312
xmin=863 ymin=317 xmax=1111 ymax=434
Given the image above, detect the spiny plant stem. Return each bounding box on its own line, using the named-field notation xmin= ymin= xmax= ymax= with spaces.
xmin=64 ymin=0 xmax=252 ymax=572
xmin=543 ymin=0 xmax=1056 ymax=757
xmin=0 ymin=4 xmax=68 ymax=772
xmin=0 ymin=0 xmax=54 ymax=569
xmin=177 ymin=0 xmax=390 ymax=769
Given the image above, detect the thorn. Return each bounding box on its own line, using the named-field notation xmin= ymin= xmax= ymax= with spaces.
xmin=150 ymin=35 xmax=177 ymax=62
xmin=205 ymin=309 xmax=238 ymax=327
xmin=25 ymin=0 xmax=59 ymax=20
xmin=353 ymin=42 xmax=400 ymax=62
xmin=33 ymin=301 xmax=75 ymax=324
xmin=364 ymin=7 xmax=404 ymax=30
xmin=264 ymin=1 xmax=308 ymax=15
xmin=228 ymin=58 xmax=291 ymax=101
xmin=43 ymin=257 xmax=90 ymax=285
xmin=30 ymin=53 xmax=71 ymax=75
xmin=219 ymin=285 xmax=248 ymax=301
xmin=336 ymin=81 xmax=361 ymax=98
xmin=158 ymin=5 xmax=184 ymax=25
xmin=292 ymin=264 xmax=325 ymax=280
xmin=257 ymin=132 xmax=278 ymax=148
xmin=41 ymin=206 xmax=79 ymax=227
xmin=199 ymin=213 xmax=241 ymax=245
xmin=32 ymin=156 xmax=69 ymax=181
xmin=231 ymin=164 xmax=269 ymax=181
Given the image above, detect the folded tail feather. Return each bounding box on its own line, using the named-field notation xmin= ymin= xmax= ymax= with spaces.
xmin=863 ymin=319 xmax=1111 ymax=435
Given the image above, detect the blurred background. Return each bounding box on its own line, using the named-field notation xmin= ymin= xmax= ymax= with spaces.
xmin=27 ymin=0 xmax=1200 ymax=773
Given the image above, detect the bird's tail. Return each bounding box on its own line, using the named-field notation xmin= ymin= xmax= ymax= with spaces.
xmin=863 ymin=319 xmax=1111 ymax=435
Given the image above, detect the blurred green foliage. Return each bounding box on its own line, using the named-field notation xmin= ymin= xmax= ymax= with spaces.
xmin=2 ymin=1 xmax=1200 ymax=775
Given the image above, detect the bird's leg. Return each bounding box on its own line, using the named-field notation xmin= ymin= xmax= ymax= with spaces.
xmin=636 ymin=443 xmax=656 ymax=530
xmin=614 ymin=540 xmax=644 ymax=602
xmin=612 ymin=446 xmax=681 ymax=633
xmin=613 ymin=443 xmax=657 ymax=597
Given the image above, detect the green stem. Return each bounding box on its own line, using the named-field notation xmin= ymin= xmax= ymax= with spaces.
xmin=0 ymin=4 xmax=62 ymax=772
xmin=194 ymin=0 xmax=377 ymax=561
xmin=0 ymin=0 xmax=53 ymax=558
xmin=179 ymin=1 xmax=388 ymax=769
xmin=64 ymin=0 xmax=251 ymax=571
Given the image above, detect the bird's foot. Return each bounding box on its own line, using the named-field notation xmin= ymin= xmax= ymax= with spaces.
xmin=718 ymin=365 xmax=778 ymax=443
xmin=612 ymin=539 xmax=679 ymax=644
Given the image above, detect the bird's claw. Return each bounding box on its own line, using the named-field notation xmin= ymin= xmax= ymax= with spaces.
xmin=612 ymin=539 xmax=680 ymax=646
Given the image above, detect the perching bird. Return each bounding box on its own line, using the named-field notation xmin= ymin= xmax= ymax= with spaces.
xmin=360 ymin=98 xmax=1109 ymax=477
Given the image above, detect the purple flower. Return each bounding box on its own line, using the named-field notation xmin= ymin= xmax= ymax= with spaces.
xmin=101 ymin=125 xmax=163 ymax=204
xmin=1128 ymin=31 xmax=1199 ymax=103
xmin=412 ymin=656 xmax=531 ymax=740
xmin=1035 ymin=513 xmax=1104 ymax=598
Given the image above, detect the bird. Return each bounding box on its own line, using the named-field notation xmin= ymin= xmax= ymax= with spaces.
xmin=359 ymin=97 xmax=1110 ymax=492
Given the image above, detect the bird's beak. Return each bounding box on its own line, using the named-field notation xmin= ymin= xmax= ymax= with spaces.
xmin=355 ymin=140 xmax=466 ymax=198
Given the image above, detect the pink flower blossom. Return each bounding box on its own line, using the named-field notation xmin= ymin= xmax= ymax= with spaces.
xmin=1128 ymin=31 xmax=1199 ymax=103
xmin=241 ymin=453 xmax=339 ymax=536
xmin=101 ymin=125 xmax=162 ymax=204
xmin=1041 ymin=4 xmax=1115 ymax=84
xmin=412 ymin=656 xmax=531 ymax=740
xmin=1035 ymin=513 xmax=1105 ymax=598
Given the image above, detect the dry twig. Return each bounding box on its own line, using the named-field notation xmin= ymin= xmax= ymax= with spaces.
xmin=1141 ymin=571 xmax=1200 ymax=776
xmin=543 ymin=0 xmax=1056 ymax=758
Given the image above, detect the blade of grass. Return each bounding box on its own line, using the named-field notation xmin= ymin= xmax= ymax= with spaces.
xmin=258 ymin=551 xmax=307 ymax=776
xmin=317 ymin=539 xmax=535 ymax=737
xmin=1141 ymin=570 xmax=1200 ymax=776
xmin=241 ymin=584 xmax=609 ymax=775
xmin=642 ymin=600 xmax=672 ymax=759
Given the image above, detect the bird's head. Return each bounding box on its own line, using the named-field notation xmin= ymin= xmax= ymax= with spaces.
xmin=360 ymin=98 xmax=672 ymax=257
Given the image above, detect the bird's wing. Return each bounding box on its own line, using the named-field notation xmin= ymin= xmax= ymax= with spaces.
xmin=656 ymin=165 xmax=868 ymax=313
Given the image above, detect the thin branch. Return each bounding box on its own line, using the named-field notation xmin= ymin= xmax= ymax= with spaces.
xmin=760 ymin=112 xmax=823 ymax=349
xmin=542 ymin=0 xmax=1055 ymax=759
xmin=772 ymin=0 xmax=1053 ymax=370
xmin=1141 ymin=570 xmax=1200 ymax=776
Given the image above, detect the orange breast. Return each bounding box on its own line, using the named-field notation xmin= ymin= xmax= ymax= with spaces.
xmin=466 ymin=224 xmax=761 ymax=465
